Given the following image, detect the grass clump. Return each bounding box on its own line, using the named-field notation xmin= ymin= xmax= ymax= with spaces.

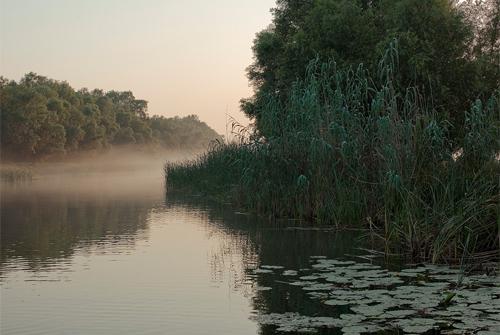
xmin=0 ymin=164 xmax=33 ymax=183
xmin=166 ymin=43 xmax=499 ymax=263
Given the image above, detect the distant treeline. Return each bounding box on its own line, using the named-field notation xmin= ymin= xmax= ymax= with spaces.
xmin=0 ymin=73 xmax=221 ymax=160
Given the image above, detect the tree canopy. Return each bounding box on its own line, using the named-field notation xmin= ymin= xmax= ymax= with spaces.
xmin=0 ymin=73 xmax=221 ymax=159
xmin=242 ymin=0 xmax=500 ymax=135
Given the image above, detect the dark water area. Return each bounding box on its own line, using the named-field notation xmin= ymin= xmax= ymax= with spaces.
xmin=0 ymin=156 xmax=369 ymax=335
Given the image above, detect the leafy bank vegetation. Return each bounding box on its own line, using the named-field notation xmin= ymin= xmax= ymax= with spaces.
xmin=0 ymin=73 xmax=221 ymax=160
xmin=166 ymin=0 xmax=500 ymax=262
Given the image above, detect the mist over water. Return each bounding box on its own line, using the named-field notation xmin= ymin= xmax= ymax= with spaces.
xmin=1 ymin=149 xmax=194 ymax=200
xmin=1 ymin=150 xmax=261 ymax=334
xmin=0 ymin=150 xmax=369 ymax=335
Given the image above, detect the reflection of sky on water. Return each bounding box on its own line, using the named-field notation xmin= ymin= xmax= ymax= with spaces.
xmin=0 ymin=158 xmax=368 ymax=335
xmin=1 ymin=192 xmax=261 ymax=334
xmin=0 ymin=157 xmax=261 ymax=334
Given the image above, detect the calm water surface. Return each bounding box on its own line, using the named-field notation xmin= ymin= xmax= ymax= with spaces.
xmin=0 ymin=157 xmax=362 ymax=335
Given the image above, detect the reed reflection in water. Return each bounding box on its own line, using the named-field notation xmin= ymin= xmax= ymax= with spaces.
xmin=1 ymin=157 xmax=363 ymax=335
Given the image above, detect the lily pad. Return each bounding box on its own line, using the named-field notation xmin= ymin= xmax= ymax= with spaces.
xmin=324 ymin=299 xmax=351 ymax=306
xmin=253 ymin=257 xmax=499 ymax=335
xmin=261 ymin=265 xmax=285 ymax=270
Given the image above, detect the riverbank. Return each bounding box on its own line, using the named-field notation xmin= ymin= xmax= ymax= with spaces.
xmin=166 ymin=57 xmax=500 ymax=264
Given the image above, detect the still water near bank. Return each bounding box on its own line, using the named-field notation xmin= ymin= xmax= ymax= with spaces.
xmin=0 ymin=156 xmax=364 ymax=335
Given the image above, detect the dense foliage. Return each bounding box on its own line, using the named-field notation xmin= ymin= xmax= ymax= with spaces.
xmin=167 ymin=46 xmax=499 ymax=262
xmin=167 ymin=0 xmax=499 ymax=262
xmin=242 ymin=0 xmax=499 ymax=137
xmin=0 ymin=73 xmax=221 ymax=159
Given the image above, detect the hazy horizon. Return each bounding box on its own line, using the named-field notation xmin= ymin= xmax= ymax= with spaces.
xmin=0 ymin=0 xmax=275 ymax=134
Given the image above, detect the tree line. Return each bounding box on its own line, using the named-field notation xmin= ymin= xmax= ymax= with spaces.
xmin=0 ymin=73 xmax=221 ymax=159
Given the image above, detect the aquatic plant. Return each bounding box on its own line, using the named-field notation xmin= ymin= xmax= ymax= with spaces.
xmin=166 ymin=42 xmax=499 ymax=263
xmin=251 ymin=256 xmax=500 ymax=334
xmin=0 ymin=165 xmax=33 ymax=183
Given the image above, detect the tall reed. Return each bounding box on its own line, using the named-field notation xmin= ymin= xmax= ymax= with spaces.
xmin=0 ymin=165 xmax=33 ymax=183
xmin=166 ymin=42 xmax=499 ymax=263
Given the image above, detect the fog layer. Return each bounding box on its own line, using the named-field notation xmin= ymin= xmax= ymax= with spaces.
xmin=1 ymin=149 xmax=197 ymax=201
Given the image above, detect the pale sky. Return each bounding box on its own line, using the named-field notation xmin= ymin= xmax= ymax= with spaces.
xmin=0 ymin=0 xmax=275 ymax=134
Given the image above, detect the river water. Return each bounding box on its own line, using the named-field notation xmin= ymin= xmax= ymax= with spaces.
xmin=0 ymin=155 xmax=363 ymax=335
xmin=3 ymin=154 xmax=499 ymax=335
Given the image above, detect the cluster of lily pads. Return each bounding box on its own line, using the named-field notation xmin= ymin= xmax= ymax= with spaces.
xmin=250 ymin=256 xmax=500 ymax=334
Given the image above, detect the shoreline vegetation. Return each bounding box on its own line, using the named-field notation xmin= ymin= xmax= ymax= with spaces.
xmin=166 ymin=52 xmax=499 ymax=264
xmin=0 ymin=164 xmax=33 ymax=183
xmin=0 ymin=73 xmax=221 ymax=162
xmin=166 ymin=0 xmax=499 ymax=264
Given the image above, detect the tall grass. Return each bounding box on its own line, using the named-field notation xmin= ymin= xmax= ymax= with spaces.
xmin=0 ymin=164 xmax=33 ymax=183
xmin=166 ymin=42 xmax=499 ymax=263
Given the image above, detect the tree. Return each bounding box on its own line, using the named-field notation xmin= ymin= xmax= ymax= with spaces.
xmin=242 ymin=0 xmax=499 ymax=136
xmin=0 ymin=73 xmax=221 ymax=160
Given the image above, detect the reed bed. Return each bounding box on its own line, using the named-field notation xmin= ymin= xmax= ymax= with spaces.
xmin=166 ymin=44 xmax=499 ymax=263
xmin=0 ymin=164 xmax=33 ymax=183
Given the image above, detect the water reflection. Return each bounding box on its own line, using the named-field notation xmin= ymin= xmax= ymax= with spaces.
xmin=0 ymin=164 xmax=262 ymax=334
xmin=1 ymin=162 xmax=370 ymax=335
xmin=1 ymin=197 xmax=151 ymax=273
xmin=165 ymin=195 xmax=369 ymax=335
